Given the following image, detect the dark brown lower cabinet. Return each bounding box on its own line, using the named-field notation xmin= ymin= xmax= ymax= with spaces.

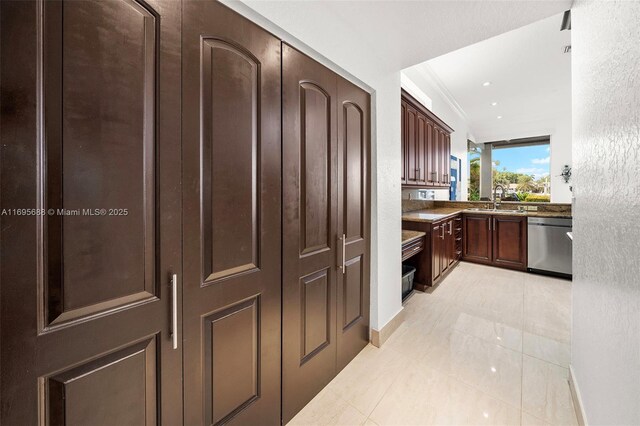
xmin=403 ymin=214 xmax=462 ymax=290
xmin=462 ymin=215 xmax=493 ymax=264
xmin=282 ymin=44 xmax=371 ymax=424
xmin=1 ymin=1 xmax=369 ymax=425
xmin=1 ymin=0 xmax=183 ymax=423
xmin=462 ymin=214 xmax=528 ymax=271
xmin=492 ymin=215 xmax=528 ymax=270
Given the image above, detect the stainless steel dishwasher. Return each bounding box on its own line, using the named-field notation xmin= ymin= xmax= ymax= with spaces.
xmin=527 ymin=217 xmax=572 ymax=277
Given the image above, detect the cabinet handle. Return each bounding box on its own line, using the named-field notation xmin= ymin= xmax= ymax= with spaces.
xmin=493 ymin=218 xmax=496 ymax=231
xmin=489 ymin=218 xmax=492 ymax=231
xmin=449 ymin=222 xmax=453 ymax=235
xmin=441 ymin=226 xmax=445 ymax=240
xmin=338 ymin=234 xmax=346 ymax=273
xmin=170 ymin=273 xmax=178 ymax=350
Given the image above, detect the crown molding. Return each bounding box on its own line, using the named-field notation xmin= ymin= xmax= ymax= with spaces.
xmin=418 ymin=64 xmax=476 ymax=138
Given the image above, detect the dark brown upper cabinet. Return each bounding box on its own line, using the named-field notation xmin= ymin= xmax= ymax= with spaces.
xmin=463 ymin=214 xmax=528 ymax=271
xmin=401 ymin=89 xmax=453 ymax=188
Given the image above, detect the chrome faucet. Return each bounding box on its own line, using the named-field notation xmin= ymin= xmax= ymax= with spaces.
xmin=493 ymin=184 xmax=505 ymax=209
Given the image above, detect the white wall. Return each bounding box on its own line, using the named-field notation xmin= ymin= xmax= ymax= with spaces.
xmin=401 ymin=66 xmax=476 ymax=201
xmin=571 ymin=1 xmax=640 ymax=425
xmin=370 ymin=73 xmax=403 ymax=330
xmin=550 ymin=116 xmax=572 ymax=203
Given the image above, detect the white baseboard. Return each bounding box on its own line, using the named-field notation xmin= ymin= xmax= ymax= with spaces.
xmin=569 ymin=365 xmax=588 ymax=426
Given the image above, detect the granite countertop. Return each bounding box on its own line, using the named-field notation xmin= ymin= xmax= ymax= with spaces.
xmin=402 ymin=207 xmax=572 ymax=223
xmin=401 ymin=230 xmax=426 ymax=245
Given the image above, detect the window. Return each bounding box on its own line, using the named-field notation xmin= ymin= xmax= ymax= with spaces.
xmin=491 ymin=141 xmax=550 ymax=202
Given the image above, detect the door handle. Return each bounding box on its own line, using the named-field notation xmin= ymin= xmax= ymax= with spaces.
xmin=338 ymin=234 xmax=346 ymax=273
xmin=170 ymin=273 xmax=178 ymax=350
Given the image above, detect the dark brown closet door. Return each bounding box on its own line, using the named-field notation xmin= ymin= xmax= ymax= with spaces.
xmin=0 ymin=0 xmax=182 ymax=424
xmin=282 ymin=43 xmax=338 ymax=423
xmin=336 ymin=77 xmax=371 ymax=372
xmin=181 ymin=1 xmax=282 ymax=425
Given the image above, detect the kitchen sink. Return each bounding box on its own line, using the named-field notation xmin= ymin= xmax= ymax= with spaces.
xmin=465 ymin=208 xmax=525 ymax=214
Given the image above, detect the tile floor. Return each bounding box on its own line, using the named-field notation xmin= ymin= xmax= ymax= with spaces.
xmin=288 ymin=262 xmax=577 ymax=426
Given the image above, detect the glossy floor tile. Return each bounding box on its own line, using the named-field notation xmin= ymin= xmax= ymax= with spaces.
xmin=287 ymin=262 xmax=577 ymax=426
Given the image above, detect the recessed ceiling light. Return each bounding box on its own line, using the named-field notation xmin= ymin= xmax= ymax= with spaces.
xmin=497 ymin=115 xmax=503 ymax=119
xmin=491 ymin=102 xmax=498 ymax=106
xmin=482 ymin=81 xmax=491 ymax=87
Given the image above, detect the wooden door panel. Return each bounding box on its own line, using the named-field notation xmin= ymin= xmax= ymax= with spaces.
xmin=203 ymin=298 xmax=260 ymax=425
xmin=43 ymin=0 xmax=156 ymax=327
xmin=300 ymin=82 xmax=332 ymax=254
xmin=282 ymin=43 xmax=337 ymax=423
xmin=492 ymin=216 xmax=528 ymax=270
xmin=342 ymin=257 xmax=364 ymax=329
xmin=462 ymin=215 xmax=492 ymax=264
xmin=201 ymin=38 xmax=260 ymax=282
xmin=343 ymin=103 xmax=365 ymax=240
xmin=1 ymin=0 xmax=182 ymax=423
xmin=45 ymin=338 xmax=157 ymax=426
xmin=336 ymin=77 xmax=370 ymax=372
xmin=301 ymin=269 xmax=331 ymax=360
xmin=182 ymin=2 xmax=282 ymax=425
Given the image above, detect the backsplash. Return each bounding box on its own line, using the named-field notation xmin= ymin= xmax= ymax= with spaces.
xmin=401 ymin=200 xmax=435 ymax=213
xmin=402 ymin=199 xmax=572 ymax=214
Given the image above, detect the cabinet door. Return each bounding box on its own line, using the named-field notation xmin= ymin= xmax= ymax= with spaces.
xmin=431 ymin=223 xmax=443 ymax=282
xmin=401 ymin=101 xmax=407 ymax=184
xmin=447 ymin=220 xmax=456 ymax=268
xmin=406 ymin=105 xmax=418 ymax=184
xmin=441 ymin=220 xmax=450 ymax=274
xmin=1 ymin=0 xmax=182 ymax=423
xmin=415 ymin=114 xmax=427 ymax=185
xmin=435 ymin=128 xmax=445 ymax=185
xmin=462 ymin=215 xmax=492 ymax=264
xmin=444 ymin=133 xmax=451 ymax=187
xmin=182 ymin=2 xmax=282 ymax=424
xmin=492 ymin=216 xmax=528 ymax=270
xmin=336 ymin=77 xmax=370 ymax=372
xmin=426 ymin=120 xmax=435 ymax=185
xmin=282 ymin=44 xmax=339 ymax=423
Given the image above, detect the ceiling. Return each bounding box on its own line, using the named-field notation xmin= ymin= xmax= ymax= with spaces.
xmin=412 ymin=12 xmax=572 ymax=142
xmin=233 ymin=0 xmax=571 ymax=87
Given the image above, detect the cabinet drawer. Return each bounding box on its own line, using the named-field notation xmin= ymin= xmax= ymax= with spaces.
xmin=402 ymin=237 xmax=425 ymax=261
